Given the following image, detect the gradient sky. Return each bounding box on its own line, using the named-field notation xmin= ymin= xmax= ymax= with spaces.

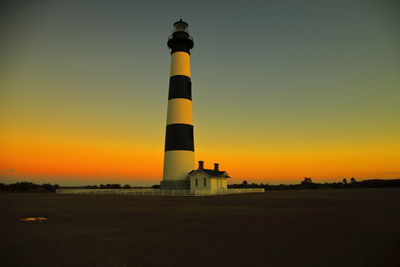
xmin=1 ymin=0 xmax=399 ymax=186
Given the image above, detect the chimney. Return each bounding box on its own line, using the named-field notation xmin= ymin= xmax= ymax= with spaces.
xmin=198 ymin=161 xmax=204 ymax=169
xmin=214 ymin=163 xmax=219 ymax=171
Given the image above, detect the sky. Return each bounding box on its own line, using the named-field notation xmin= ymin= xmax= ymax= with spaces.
xmin=1 ymin=0 xmax=399 ymax=186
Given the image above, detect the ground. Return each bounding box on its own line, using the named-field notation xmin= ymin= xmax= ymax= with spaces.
xmin=0 ymin=188 xmax=399 ymax=266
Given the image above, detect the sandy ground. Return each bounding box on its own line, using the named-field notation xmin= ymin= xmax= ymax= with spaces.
xmin=0 ymin=188 xmax=399 ymax=266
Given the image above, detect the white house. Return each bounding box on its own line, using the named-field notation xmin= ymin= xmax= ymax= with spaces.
xmin=187 ymin=161 xmax=230 ymax=192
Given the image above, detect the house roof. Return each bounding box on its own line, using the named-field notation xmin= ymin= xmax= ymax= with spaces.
xmin=188 ymin=169 xmax=230 ymax=178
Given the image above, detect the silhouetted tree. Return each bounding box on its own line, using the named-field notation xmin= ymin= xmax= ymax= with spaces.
xmin=123 ymin=184 xmax=131 ymax=189
xmin=301 ymin=177 xmax=313 ymax=185
xmin=242 ymin=180 xmax=248 ymax=186
xmin=350 ymin=177 xmax=357 ymax=184
xmin=343 ymin=178 xmax=348 ymax=184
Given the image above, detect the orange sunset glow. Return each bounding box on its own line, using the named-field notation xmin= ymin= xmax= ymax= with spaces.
xmin=1 ymin=1 xmax=399 ymax=186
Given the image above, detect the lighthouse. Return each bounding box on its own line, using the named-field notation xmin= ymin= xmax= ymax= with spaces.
xmin=161 ymin=19 xmax=195 ymax=189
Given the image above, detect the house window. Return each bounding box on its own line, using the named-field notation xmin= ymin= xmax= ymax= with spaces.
xmin=195 ymin=178 xmax=198 ymax=186
xmin=204 ymin=178 xmax=206 ymax=186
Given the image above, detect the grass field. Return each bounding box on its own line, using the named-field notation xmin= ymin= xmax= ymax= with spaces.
xmin=1 ymin=188 xmax=399 ymax=266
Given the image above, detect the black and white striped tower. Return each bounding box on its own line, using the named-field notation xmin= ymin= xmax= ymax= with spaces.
xmin=161 ymin=19 xmax=195 ymax=189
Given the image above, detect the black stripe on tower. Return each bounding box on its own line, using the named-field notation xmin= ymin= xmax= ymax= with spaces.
xmin=168 ymin=75 xmax=192 ymax=100
xmin=165 ymin=124 xmax=194 ymax=151
xmin=167 ymin=31 xmax=194 ymax=54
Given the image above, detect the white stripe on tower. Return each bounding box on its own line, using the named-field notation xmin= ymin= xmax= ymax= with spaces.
xmin=167 ymin=99 xmax=193 ymax=125
xmin=162 ymin=19 xmax=195 ymax=189
xmin=170 ymin=52 xmax=191 ymax=77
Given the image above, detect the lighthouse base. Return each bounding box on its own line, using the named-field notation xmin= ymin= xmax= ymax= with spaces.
xmin=160 ymin=179 xmax=190 ymax=190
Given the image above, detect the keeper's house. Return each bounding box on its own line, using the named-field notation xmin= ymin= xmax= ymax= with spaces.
xmin=188 ymin=161 xmax=230 ymax=192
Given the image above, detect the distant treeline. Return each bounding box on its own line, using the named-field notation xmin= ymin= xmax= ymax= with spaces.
xmin=63 ymin=184 xmax=150 ymax=189
xmin=0 ymin=182 xmax=59 ymax=192
xmin=0 ymin=182 xmax=151 ymax=192
xmin=228 ymin=178 xmax=400 ymax=190
xmin=2 ymin=178 xmax=400 ymax=192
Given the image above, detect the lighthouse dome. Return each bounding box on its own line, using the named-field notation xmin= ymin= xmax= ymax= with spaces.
xmin=168 ymin=19 xmax=194 ymax=54
xmin=173 ymin=19 xmax=189 ymax=33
